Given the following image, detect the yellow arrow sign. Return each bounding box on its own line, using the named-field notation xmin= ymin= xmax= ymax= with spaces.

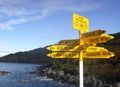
xmin=47 ymin=43 xmax=91 ymax=51
xmin=83 ymin=34 xmax=114 ymax=44
xmin=85 ymin=46 xmax=108 ymax=52
xmin=47 ymin=52 xmax=79 ymax=58
xmin=59 ymin=39 xmax=79 ymax=45
xmin=83 ymin=51 xmax=114 ymax=58
xmin=73 ymin=13 xmax=89 ymax=32
xmin=81 ymin=29 xmax=106 ymax=39
xmin=47 ymin=45 xmax=82 ymax=51
xmin=47 ymin=51 xmax=114 ymax=58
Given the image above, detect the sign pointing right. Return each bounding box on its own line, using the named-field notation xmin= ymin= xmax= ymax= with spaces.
xmin=83 ymin=51 xmax=114 ymax=58
xmin=83 ymin=34 xmax=114 ymax=44
xmin=81 ymin=29 xmax=106 ymax=39
xmin=85 ymin=46 xmax=108 ymax=52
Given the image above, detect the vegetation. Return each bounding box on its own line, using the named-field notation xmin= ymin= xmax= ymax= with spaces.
xmin=83 ymin=32 xmax=120 ymax=83
xmin=0 ymin=47 xmax=52 ymax=64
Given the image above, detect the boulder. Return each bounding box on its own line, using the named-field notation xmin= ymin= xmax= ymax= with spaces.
xmin=18 ymin=79 xmax=29 ymax=82
xmin=97 ymin=80 xmax=103 ymax=87
xmin=0 ymin=71 xmax=11 ymax=75
xmin=114 ymin=82 xmax=120 ymax=87
xmin=102 ymin=84 xmax=113 ymax=87
xmin=46 ymin=68 xmax=52 ymax=75
xmin=56 ymin=70 xmax=64 ymax=77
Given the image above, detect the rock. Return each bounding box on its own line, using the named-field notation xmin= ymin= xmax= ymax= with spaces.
xmin=46 ymin=68 xmax=52 ymax=75
xmin=102 ymin=84 xmax=113 ymax=87
xmin=56 ymin=70 xmax=64 ymax=77
xmin=84 ymin=75 xmax=91 ymax=86
xmin=37 ymin=68 xmax=47 ymax=76
xmin=18 ymin=79 xmax=29 ymax=82
xmin=72 ymin=75 xmax=79 ymax=85
xmin=29 ymin=71 xmax=35 ymax=74
xmin=36 ymin=66 xmax=117 ymax=87
xmin=97 ymin=80 xmax=103 ymax=87
xmin=114 ymin=82 xmax=120 ymax=87
xmin=66 ymin=75 xmax=77 ymax=84
xmin=52 ymin=70 xmax=65 ymax=82
xmin=0 ymin=71 xmax=11 ymax=75
xmin=91 ymin=76 xmax=97 ymax=87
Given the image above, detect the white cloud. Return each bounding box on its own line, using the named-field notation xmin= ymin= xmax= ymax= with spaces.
xmin=0 ymin=51 xmax=9 ymax=57
xmin=0 ymin=7 xmax=26 ymax=16
xmin=0 ymin=0 xmax=102 ymax=30
xmin=66 ymin=3 xmax=101 ymax=12
xmin=0 ymin=15 xmax=48 ymax=30
xmin=0 ymin=23 xmax=12 ymax=30
xmin=0 ymin=18 xmax=28 ymax=30
xmin=40 ymin=0 xmax=101 ymax=15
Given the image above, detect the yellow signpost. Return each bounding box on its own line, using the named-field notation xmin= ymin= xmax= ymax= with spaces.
xmin=58 ymin=39 xmax=79 ymax=45
xmin=83 ymin=51 xmax=114 ymax=58
xmin=73 ymin=13 xmax=89 ymax=32
xmin=47 ymin=44 xmax=90 ymax=52
xmin=46 ymin=13 xmax=115 ymax=87
xmin=81 ymin=29 xmax=106 ymax=39
xmin=47 ymin=51 xmax=114 ymax=59
xmin=85 ymin=46 xmax=108 ymax=52
xmin=47 ymin=45 xmax=81 ymax=51
xmin=83 ymin=34 xmax=114 ymax=44
xmin=47 ymin=52 xmax=79 ymax=58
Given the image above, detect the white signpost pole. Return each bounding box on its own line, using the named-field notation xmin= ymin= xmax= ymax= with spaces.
xmin=79 ymin=31 xmax=84 ymax=87
xmin=80 ymin=52 xmax=83 ymax=87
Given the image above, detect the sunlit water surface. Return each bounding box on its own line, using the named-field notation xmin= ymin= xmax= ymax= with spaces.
xmin=0 ymin=62 xmax=75 ymax=87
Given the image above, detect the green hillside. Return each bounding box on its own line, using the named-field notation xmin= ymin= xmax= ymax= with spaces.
xmin=83 ymin=32 xmax=120 ymax=82
xmin=0 ymin=47 xmax=52 ymax=64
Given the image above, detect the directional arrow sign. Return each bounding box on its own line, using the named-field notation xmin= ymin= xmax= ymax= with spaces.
xmin=59 ymin=39 xmax=79 ymax=45
xmin=73 ymin=13 xmax=89 ymax=32
xmin=47 ymin=43 xmax=91 ymax=52
xmin=81 ymin=29 xmax=106 ymax=39
xmin=85 ymin=46 xmax=108 ymax=52
xmin=47 ymin=52 xmax=79 ymax=58
xmin=83 ymin=51 xmax=114 ymax=58
xmin=83 ymin=34 xmax=114 ymax=44
xmin=47 ymin=45 xmax=82 ymax=51
xmin=47 ymin=51 xmax=114 ymax=59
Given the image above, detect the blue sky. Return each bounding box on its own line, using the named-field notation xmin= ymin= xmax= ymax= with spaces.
xmin=0 ymin=0 xmax=120 ymax=56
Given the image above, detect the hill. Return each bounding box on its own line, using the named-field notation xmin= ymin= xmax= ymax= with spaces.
xmin=83 ymin=32 xmax=120 ymax=82
xmin=0 ymin=47 xmax=52 ymax=64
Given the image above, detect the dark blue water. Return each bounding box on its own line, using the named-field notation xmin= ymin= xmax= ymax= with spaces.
xmin=0 ymin=62 xmax=75 ymax=87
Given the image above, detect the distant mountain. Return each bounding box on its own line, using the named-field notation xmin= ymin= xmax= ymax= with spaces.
xmin=0 ymin=47 xmax=52 ymax=64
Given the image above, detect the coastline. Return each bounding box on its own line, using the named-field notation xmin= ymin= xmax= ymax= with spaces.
xmin=35 ymin=65 xmax=79 ymax=87
xmin=34 ymin=65 xmax=120 ymax=87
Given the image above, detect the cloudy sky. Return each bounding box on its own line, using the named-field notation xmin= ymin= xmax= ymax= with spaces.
xmin=0 ymin=0 xmax=120 ymax=56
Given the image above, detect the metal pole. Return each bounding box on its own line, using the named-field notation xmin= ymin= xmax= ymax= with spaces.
xmin=79 ymin=31 xmax=84 ymax=87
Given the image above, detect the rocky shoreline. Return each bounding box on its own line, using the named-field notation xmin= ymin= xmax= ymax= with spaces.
xmin=34 ymin=65 xmax=120 ymax=87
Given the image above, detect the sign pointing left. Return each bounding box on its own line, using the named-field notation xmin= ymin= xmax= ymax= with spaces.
xmin=47 ymin=45 xmax=80 ymax=51
xmin=58 ymin=39 xmax=79 ymax=45
xmin=47 ymin=52 xmax=79 ymax=58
